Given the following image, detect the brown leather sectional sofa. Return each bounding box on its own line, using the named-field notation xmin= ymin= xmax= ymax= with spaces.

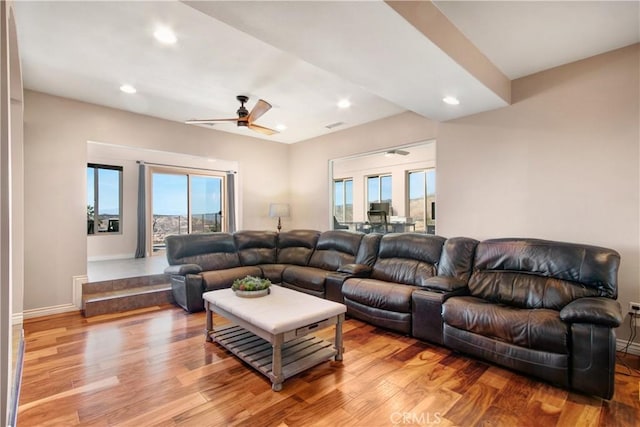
xmin=164 ymin=229 xmax=623 ymax=399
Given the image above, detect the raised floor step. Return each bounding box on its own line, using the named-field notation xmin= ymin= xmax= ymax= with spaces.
xmin=82 ymin=275 xmax=174 ymax=317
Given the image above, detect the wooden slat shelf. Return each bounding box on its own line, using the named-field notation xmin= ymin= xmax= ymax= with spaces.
xmin=212 ymin=324 xmax=337 ymax=386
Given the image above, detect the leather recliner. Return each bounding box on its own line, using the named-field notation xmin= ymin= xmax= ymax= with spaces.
xmin=341 ymin=233 xmax=448 ymax=335
xmin=442 ymin=238 xmax=622 ymax=399
xmin=281 ymin=230 xmax=370 ymax=298
xmin=164 ymin=232 xmax=262 ymax=312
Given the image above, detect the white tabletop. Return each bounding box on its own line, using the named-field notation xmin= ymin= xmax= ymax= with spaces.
xmin=203 ymin=285 xmax=346 ymax=334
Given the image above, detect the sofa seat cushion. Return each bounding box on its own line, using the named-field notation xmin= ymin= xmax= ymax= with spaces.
xmin=282 ymin=266 xmax=330 ymax=293
xmin=201 ymin=266 xmax=263 ymax=291
xmin=443 ymin=296 xmax=568 ymax=354
xmin=342 ymin=278 xmax=419 ymax=314
xmin=259 ymin=264 xmax=287 ymax=284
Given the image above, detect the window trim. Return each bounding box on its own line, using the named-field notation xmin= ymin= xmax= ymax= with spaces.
xmin=87 ymin=163 xmax=123 ymax=235
xmin=333 ymin=177 xmax=353 ymax=222
xmin=148 ymin=165 xmax=226 ymax=252
xmin=406 ymin=168 xmax=436 ymax=234
xmin=366 ymin=173 xmax=392 ymax=205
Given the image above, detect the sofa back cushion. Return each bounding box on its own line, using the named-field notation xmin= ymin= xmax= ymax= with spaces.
xmin=469 ymin=238 xmax=620 ymax=310
xmin=355 ymin=233 xmax=382 ymax=267
xmin=309 ymin=230 xmax=364 ymax=271
xmin=234 ymin=230 xmax=277 ymax=266
xmin=371 ymin=233 xmax=446 ymax=285
xmin=437 ymin=237 xmax=479 ymax=281
xmin=276 ymin=230 xmax=320 ymax=266
xmin=165 ymin=233 xmax=240 ymax=271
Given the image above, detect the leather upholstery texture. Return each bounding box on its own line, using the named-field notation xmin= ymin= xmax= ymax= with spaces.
xmin=343 ymin=279 xmax=418 ymax=313
xmin=276 ymin=230 xmax=320 ymax=265
xmin=165 ymin=233 xmax=241 ymax=272
xmin=437 ymin=237 xmax=479 ymax=280
xmin=560 ymin=297 xmax=623 ymax=327
xmin=442 ymin=237 xmax=621 ymax=399
xmin=370 ymin=233 xmax=446 ymax=285
xmin=164 ymin=230 xmax=622 ymax=399
xmin=342 ymin=233 xmax=451 ymax=335
xmin=200 ymin=266 xmax=262 ymax=291
xmin=443 ymin=323 xmax=570 ymax=388
xmin=470 ymin=238 xmax=620 ymax=302
xmin=234 ymin=230 xmax=277 ymax=266
xmin=443 ymin=296 xmax=568 ymax=353
xmin=308 ymin=230 xmax=363 ymax=271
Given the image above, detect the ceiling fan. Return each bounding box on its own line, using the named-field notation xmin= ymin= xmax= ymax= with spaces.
xmin=185 ymin=95 xmax=278 ymax=135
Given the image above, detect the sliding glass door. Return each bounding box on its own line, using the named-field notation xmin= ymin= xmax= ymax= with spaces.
xmin=151 ymin=169 xmax=224 ymax=251
xmin=408 ymin=169 xmax=436 ymax=234
xmin=333 ymin=178 xmax=353 ymax=222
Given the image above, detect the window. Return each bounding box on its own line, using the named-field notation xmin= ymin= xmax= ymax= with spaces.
xmin=408 ymin=169 xmax=435 ymax=234
xmin=367 ymin=174 xmax=392 ymax=205
xmin=87 ymin=163 xmax=122 ymax=234
xmin=151 ymin=169 xmax=224 ymax=251
xmin=333 ymin=178 xmax=353 ymax=222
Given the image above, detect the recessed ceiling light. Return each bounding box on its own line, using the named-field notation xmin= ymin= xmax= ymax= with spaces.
xmin=442 ymin=96 xmax=460 ymax=105
xmin=153 ymin=26 xmax=177 ymax=44
xmin=276 ymin=124 xmax=287 ymax=131
xmin=119 ymin=84 xmax=137 ymax=94
xmin=337 ymin=99 xmax=351 ymax=109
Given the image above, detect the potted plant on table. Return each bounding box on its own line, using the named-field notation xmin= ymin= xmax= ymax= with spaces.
xmin=232 ymin=276 xmax=272 ymax=298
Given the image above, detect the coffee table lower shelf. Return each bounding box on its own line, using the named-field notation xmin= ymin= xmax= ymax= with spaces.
xmin=212 ymin=324 xmax=338 ymax=390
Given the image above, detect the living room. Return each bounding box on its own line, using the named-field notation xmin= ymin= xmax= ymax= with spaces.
xmin=1 ymin=1 xmax=639 ymax=425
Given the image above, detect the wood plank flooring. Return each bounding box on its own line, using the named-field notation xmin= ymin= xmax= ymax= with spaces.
xmin=17 ymin=305 xmax=640 ymax=426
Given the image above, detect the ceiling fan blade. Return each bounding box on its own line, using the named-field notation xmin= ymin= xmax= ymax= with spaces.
xmin=247 ymin=99 xmax=272 ymax=122
xmin=185 ymin=118 xmax=238 ymax=124
xmin=248 ymin=123 xmax=278 ymax=135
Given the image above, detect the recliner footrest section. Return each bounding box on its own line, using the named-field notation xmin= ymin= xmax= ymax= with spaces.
xmin=443 ymin=323 xmax=569 ymax=388
xmin=344 ymin=298 xmax=412 ymax=334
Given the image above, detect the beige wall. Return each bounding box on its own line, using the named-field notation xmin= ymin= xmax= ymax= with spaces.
xmin=437 ymin=44 xmax=640 ymax=339
xmin=23 ymin=90 xmax=288 ymax=311
xmin=289 ymin=112 xmax=439 ymax=230
xmin=86 ymin=142 xmax=239 ymax=260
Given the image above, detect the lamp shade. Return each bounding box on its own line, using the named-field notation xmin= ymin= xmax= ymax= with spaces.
xmin=269 ymin=203 xmax=290 ymax=218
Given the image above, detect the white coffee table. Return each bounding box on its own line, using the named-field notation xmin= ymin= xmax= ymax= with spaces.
xmin=203 ymin=285 xmax=346 ymax=391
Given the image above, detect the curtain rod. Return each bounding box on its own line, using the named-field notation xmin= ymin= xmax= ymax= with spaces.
xmin=136 ymin=160 xmax=236 ymax=174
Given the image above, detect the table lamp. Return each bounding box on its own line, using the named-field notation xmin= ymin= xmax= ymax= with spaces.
xmin=269 ymin=203 xmax=290 ymax=233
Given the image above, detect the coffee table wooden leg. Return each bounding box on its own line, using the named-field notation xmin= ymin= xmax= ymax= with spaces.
xmin=205 ymin=302 xmax=213 ymax=343
xmin=271 ymin=334 xmax=284 ymax=391
xmin=335 ymin=313 xmax=345 ymax=361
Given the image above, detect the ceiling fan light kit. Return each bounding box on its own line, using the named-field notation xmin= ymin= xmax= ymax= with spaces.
xmin=186 ymin=95 xmax=278 ymax=135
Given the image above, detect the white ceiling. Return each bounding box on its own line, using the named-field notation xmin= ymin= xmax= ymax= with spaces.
xmin=12 ymin=1 xmax=639 ymax=144
xmin=433 ymin=1 xmax=640 ymax=79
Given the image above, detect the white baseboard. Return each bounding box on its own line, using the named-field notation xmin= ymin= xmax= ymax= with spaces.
xmin=12 ymin=312 xmax=23 ymax=325
xmin=617 ymin=338 xmax=640 ymax=356
xmin=73 ymin=275 xmax=88 ymax=310
xmin=87 ymin=254 xmax=133 ymax=262
xmin=23 ymin=303 xmax=78 ymax=319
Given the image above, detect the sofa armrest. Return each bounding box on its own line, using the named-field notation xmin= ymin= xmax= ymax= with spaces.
xmin=164 ymin=264 xmax=203 ymax=276
xmin=560 ymin=297 xmax=622 ymax=327
xmin=419 ymin=276 xmax=467 ymax=292
xmin=170 ymin=274 xmax=205 ymax=313
xmin=337 ymin=263 xmax=372 ymax=277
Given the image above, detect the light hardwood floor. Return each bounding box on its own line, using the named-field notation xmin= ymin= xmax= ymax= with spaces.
xmin=18 ymin=305 xmax=640 ymax=426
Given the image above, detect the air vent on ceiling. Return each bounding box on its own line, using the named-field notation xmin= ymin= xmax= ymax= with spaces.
xmin=325 ymin=121 xmax=344 ymax=129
